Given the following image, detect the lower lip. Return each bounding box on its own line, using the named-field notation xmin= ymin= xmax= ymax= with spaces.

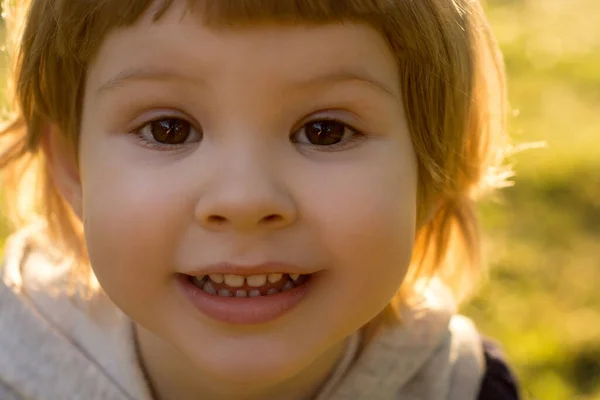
xmin=176 ymin=274 xmax=314 ymax=325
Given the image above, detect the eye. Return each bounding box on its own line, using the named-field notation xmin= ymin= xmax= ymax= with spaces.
xmin=293 ymin=120 xmax=359 ymax=147
xmin=133 ymin=117 xmax=202 ymax=147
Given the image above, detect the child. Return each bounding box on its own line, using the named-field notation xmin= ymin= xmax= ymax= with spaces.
xmin=0 ymin=0 xmax=521 ymax=399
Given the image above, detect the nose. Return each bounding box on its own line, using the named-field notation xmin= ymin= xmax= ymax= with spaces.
xmin=194 ymin=163 xmax=297 ymax=232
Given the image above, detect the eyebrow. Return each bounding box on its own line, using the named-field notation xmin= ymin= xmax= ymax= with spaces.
xmin=95 ymin=68 xmax=193 ymax=99
xmin=297 ymin=70 xmax=399 ymax=99
xmin=95 ymin=66 xmax=399 ymax=100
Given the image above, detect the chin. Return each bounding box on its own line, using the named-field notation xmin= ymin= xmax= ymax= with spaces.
xmin=169 ymin=332 xmax=313 ymax=384
xmin=186 ymin=340 xmax=310 ymax=384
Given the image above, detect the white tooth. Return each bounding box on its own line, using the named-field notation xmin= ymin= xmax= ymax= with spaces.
xmin=267 ymin=288 xmax=279 ymax=295
xmin=290 ymin=273 xmax=300 ymax=282
xmin=246 ymin=274 xmax=267 ymax=287
xmin=235 ymin=290 xmax=248 ymax=298
xmin=282 ymin=281 xmax=294 ymax=291
xmin=267 ymin=273 xmax=283 ymax=283
xmin=209 ymin=274 xmax=224 ymax=283
xmin=218 ymin=288 xmax=232 ymax=297
xmin=249 ymin=289 xmax=261 ymax=297
xmin=203 ymin=281 xmax=217 ymax=295
xmin=224 ymin=274 xmax=245 ymax=287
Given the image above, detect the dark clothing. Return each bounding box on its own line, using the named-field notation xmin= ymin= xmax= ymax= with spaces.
xmin=477 ymin=337 xmax=521 ymax=400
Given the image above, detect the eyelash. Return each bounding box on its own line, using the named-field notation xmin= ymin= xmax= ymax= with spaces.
xmin=130 ymin=115 xmax=202 ymax=151
xmin=129 ymin=115 xmax=368 ymax=152
xmin=133 ymin=134 xmax=178 ymax=151
xmin=291 ymin=118 xmax=367 ymax=153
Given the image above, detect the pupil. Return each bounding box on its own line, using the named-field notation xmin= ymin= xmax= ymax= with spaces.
xmin=306 ymin=121 xmax=345 ymax=145
xmin=151 ymin=119 xmax=190 ymax=144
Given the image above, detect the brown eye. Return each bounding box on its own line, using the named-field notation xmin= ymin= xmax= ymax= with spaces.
xmin=296 ymin=120 xmax=355 ymax=146
xmin=149 ymin=118 xmax=193 ymax=144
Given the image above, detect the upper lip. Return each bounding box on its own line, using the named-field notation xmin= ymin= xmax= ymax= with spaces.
xmin=185 ymin=261 xmax=316 ymax=277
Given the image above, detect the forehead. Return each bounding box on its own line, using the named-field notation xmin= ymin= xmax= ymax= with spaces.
xmin=86 ymin=6 xmax=401 ymax=100
xmin=70 ymin=0 xmax=400 ymax=59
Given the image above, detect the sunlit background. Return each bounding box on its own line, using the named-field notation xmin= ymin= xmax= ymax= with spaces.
xmin=461 ymin=1 xmax=600 ymax=399
xmin=0 ymin=1 xmax=598 ymax=399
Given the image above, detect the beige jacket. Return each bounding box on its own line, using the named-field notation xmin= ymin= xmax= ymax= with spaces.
xmin=0 ymin=229 xmax=485 ymax=400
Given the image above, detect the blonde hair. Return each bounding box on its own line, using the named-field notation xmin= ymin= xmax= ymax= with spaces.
xmin=0 ymin=0 xmax=510 ymax=308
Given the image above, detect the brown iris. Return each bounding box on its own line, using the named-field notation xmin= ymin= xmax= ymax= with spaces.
xmin=304 ymin=121 xmax=347 ymax=146
xmin=150 ymin=119 xmax=191 ymax=145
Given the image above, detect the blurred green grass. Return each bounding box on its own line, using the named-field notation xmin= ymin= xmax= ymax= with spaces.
xmin=463 ymin=1 xmax=600 ymax=399
xmin=0 ymin=1 xmax=599 ymax=399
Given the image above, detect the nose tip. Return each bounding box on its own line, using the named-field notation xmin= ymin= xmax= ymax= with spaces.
xmin=195 ymin=186 xmax=297 ymax=232
xmin=193 ymin=154 xmax=297 ymax=232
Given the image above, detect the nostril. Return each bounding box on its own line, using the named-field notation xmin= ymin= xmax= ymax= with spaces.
xmin=203 ymin=214 xmax=286 ymax=228
xmin=207 ymin=215 xmax=227 ymax=225
xmin=261 ymin=214 xmax=283 ymax=224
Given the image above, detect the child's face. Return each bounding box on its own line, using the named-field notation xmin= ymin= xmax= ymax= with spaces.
xmin=77 ymin=5 xmax=417 ymax=383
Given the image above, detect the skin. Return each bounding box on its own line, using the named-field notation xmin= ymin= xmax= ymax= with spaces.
xmin=49 ymin=5 xmax=419 ymax=400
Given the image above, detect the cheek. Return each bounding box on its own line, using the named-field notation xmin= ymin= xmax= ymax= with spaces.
xmin=314 ymin=142 xmax=417 ymax=273
xmin=318 ymin=177 xmax=416 ymax=280
xmin=300 ymin=150 xmax=418 ymax=328
xmin=79 ymin=141 xmax=192 ymax=303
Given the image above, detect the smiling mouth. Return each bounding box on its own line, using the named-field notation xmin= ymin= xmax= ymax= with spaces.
xmin=186 ymin=273 xmax=311 ymax=298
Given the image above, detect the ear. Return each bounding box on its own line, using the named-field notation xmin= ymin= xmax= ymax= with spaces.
xmin=41 ymin=123 xmax=83 ymax=220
